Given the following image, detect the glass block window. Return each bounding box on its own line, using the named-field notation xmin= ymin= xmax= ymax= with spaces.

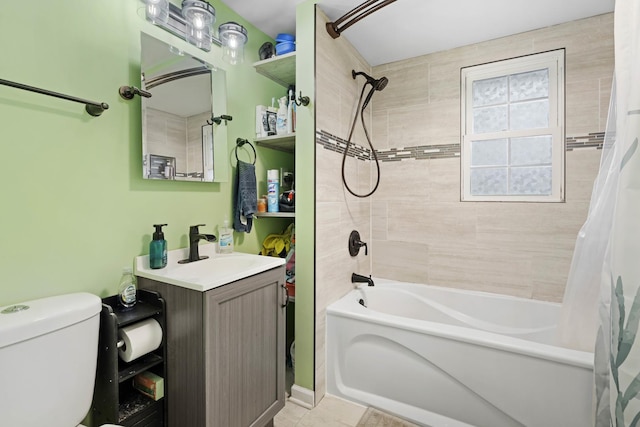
xmin=461 ymin=50 xmax=565 ymax=202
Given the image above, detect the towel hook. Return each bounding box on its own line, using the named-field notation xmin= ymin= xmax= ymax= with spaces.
xmin=207 ymin=114 xmax=233 ymax=126
xmin=235 ymin=138 xmax=256 ymax=165
xmin=293 ymin=91 xmax=310 ymax=107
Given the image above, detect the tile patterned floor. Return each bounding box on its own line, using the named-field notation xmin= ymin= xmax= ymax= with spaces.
xmin=274 ymin=395 xmax=420 ymax=427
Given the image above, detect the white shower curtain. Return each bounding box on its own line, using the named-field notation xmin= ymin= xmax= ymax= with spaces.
xmin=558 ymin=0 xmax=640 ymax=425
xmin=587 ymin=0 xmax=640 ymax=425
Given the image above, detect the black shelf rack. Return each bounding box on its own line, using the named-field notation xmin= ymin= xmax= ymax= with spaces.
xmin=89 ymin=289 xmax=166 ymax=427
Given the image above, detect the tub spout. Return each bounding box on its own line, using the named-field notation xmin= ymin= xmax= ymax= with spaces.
xmin=352 ymin=273 xmax=374 ymax=286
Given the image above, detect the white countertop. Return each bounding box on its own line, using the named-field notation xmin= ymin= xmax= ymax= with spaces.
xmin=134 ymin=243 xmax=285 ymax=292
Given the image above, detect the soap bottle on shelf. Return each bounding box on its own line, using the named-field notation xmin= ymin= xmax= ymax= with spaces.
xmin=149 ymin=223 xmax=167 ymax=269
xmin=118 ymin=267 xmax=137 ymax=308
xmin=219 ymin=219 xmax=234 ymax=254
xmin=276 ymin=96 xmax=287 ymax=135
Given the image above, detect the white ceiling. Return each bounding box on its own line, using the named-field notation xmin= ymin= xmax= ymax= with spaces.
xmin=225 ymin=0 xmax=615 ymax=66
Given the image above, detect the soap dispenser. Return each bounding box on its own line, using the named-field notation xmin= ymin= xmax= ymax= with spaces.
xmin=218 ymin=219 xmax=234 ymax=254
xmin=150 ymin=224 xmax=168 ymax=269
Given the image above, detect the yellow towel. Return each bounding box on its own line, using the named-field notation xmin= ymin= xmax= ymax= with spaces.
xmin=261 ymin=223 xmax=294 ymax=257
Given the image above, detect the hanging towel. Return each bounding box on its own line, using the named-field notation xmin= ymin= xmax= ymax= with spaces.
xmin=233 ymin=160 xmax=257 ymax=233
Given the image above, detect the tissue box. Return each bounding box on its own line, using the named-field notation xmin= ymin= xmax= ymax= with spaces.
xmin=133 ymin=371 xmax=164 ymax=401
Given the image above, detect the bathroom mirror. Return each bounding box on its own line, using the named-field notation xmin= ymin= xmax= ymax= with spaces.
xmin=141 ymin=33 xmax=228 ymax=182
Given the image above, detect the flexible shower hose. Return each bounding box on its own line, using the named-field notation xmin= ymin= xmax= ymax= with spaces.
xmin=341 ymin=84 xmax=381 ymax=198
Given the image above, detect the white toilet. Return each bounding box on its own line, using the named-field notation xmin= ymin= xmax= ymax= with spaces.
xmin=0 ymin=292 xmax=121 ymax=427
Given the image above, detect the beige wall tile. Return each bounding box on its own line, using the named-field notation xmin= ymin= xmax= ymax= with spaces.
xmin=566 ymin=149 xmax=601 ymax=203
xmin=372 ymin=200 xmax=388 ymax=240
xmin=371 ymin=62 xmax=429 ymax=110
xmin=372 ymin=239 xmax=429 ymax=284
xmin=531 ymin=255 xmax=573 ymax=302
xmin=427 ymin=242 xmax=534 ymax=298
xmin=566 ymin=79 xmax=600 ymax=135
xmin=427 ymin=157 xmax=461 ymax=202
xmin=372 ymin=159 xmax=431 ymax=202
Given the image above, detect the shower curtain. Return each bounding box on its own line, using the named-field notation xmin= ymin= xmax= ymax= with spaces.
xmin=557 ymin=0 xmax=640 ymax=425
xmin=558 ymin=0 xmax=640 ymax=425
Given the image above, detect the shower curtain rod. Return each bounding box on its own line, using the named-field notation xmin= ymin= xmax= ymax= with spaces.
xmin=144 ymin=67 xmax=211 ymax=90
xmin=326 ymin=0 xmax=397 ymax=39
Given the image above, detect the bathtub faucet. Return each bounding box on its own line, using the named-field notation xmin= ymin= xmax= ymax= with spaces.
xmin=352 ymin=273 xmax=374 ymax=287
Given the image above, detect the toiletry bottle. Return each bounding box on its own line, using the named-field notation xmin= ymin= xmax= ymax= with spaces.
xmin=287 ymin=89 xmax=294 ymax=134
xmin=219 ymin=219 xmax=234 ymax=254
xmin=118 ymin=267 xmax=137 ymax=308
xmin=276 ymin=96 xmax=287 ymax=135
xmin=149 ymin=224 xmax=168 ymax=269
xmin=267 ymin=169 xmax=280 ymax=212
xmin=266 ymin=98 xmax=278 ymax=136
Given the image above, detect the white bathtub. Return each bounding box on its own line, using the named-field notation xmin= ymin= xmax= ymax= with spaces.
xmin=326 ymin=278 xmax=593 ymax=427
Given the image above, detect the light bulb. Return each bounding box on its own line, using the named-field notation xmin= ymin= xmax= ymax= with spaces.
xmin=193 ymin=13 xmax=205 ymax=29
xmin=144 ymin=0 xmax=168 ymax=24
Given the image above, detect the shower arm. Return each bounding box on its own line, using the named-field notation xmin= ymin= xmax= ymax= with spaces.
xmin=326 ymin=0 xmax=397 ymax=39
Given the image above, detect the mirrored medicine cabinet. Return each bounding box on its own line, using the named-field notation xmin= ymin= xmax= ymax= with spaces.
xmin=141 ymin=33 xmax=229 ymax=182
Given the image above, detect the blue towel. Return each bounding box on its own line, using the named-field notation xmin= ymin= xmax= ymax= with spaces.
xmin=233 ymin=160 xmax=257 ymax=233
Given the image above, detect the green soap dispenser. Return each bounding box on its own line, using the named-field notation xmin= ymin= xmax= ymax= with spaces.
xmin=150 ymin=224 xmax=168 ymax=269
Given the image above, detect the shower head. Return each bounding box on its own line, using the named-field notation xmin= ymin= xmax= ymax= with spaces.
xmin=353 ymin=70 xmax=389 ymax=110
xmin=352 ymin=70 xmax=388 ymax=92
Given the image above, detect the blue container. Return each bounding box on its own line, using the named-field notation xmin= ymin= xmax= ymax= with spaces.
xmin=276 ymin=33 xmax=295 ymax=43
xmin=276 ymin=41 xmax=295 ymax=55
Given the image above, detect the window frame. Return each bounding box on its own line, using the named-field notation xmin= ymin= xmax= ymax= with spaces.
xmin=460 ymin=49 xmax=566 ymax=202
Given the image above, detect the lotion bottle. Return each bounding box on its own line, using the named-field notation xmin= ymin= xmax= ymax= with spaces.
xmin=149 ymin=224 xmax=167 ymax=269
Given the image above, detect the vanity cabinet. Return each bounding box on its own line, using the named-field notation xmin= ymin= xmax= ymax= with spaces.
xmin=138 ymin=265 xmax=286 ymax=427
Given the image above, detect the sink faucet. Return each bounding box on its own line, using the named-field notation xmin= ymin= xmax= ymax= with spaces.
xmin=178 ymin=224 xmax=217 ymax=264
xmin=352 ymin=273 xmax=374 ymax=286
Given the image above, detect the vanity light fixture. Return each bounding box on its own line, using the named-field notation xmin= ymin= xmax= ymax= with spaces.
xmin=138 ymin=0 xmax=250 ymax=65
xmin=219 ymin=22 xmax=248 ymax=65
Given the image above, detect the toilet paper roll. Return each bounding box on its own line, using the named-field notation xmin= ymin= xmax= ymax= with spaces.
xmin=118 ymin=318 xmax=163 ymax=363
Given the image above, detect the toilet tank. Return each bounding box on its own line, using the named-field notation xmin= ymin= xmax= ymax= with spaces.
xmin=0 ymin=292 xmax=102 ymax=427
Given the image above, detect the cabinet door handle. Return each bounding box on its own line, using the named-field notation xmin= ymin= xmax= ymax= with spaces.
xmin=281 ymin=284 xmax=289 ymax=308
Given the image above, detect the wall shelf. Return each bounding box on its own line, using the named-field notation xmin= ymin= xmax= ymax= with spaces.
xmin=255 ymin=133 xmax=295 ymax=153
xmin=253 ymin=52 xmax=296 ymax=88
xmin=256 ymin=211 xmax=295 ymax=218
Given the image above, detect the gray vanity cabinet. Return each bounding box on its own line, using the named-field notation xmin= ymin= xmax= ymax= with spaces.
xmin=138 ymin=265 xmax=286 ymax=427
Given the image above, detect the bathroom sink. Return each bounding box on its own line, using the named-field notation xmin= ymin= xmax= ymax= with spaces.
xmin=134 ymin=243 xmax=285 ymax=292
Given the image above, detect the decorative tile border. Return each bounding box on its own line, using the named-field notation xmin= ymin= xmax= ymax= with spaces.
xmin=316 ymin=129 xmax=605 ymax=161
xmin=566 ymin=132 xmax=606 ymax=151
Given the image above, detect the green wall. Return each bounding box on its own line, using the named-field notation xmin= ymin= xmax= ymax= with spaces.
xmin=294 ymin=0 xmax=317 ymax=393
xmin=0 ymin=0 xmax=293 ymax=306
